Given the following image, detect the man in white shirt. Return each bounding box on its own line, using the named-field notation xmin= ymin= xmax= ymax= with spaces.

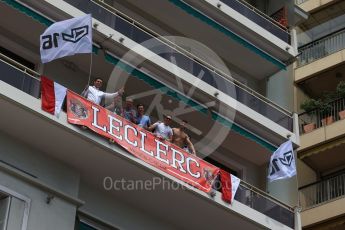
xmin=148 ymin=115 xmax=173 ymax=141
xmin=85 ymin=78 xmax=124 ymax=105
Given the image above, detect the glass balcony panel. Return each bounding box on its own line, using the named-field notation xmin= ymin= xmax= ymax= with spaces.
xmin=0 ymin=60 xmax=40 ymax=98
xmin=220 ymin=0 xmax=290 ymax=43
xmin=235 ymin=184 xmax=295 ymax=229
xmin=168 ymin=52 xmax=193 ymax=73
xmin=132 ymin=26 xmax=152 ymax=44
xmin=115 ymin=16 xmax=133 ymax=39
xmin=201 ymin=71 xmax=217 ymax=89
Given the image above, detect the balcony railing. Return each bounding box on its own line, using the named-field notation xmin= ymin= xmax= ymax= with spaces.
xmin=220 ymin=0 xmax=290 ymax=43
xmin=299 ymin=172 xmax=345 ymax=210
xmin=236 ymin=181 xmax=294 ymax=228
xmin=0 ymin=53 xmax=40 ymax=98
xmin=295 ymin=0 xmax=310 ymax=5
xmin=298 ymin=97 xmax=345 ymax=134
xmin=64 ymin=0 xmax=293 ymax=131
xmin=0 ymin=52 xmax=295 ymax=228
xmin=297 ymin=28 xmax=345 ymax=67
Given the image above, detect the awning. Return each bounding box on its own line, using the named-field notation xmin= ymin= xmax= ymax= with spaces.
xmin=300 ymin=137 xmax=345 ymax=160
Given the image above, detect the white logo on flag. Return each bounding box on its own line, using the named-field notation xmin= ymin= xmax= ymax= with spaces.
xmin=230 ymin=174 xmax=240 ymax=203
xmin=268 ymin=140 xmax=296 ymax=182
xmin=40 ymin=14 xmax=92 ymax=63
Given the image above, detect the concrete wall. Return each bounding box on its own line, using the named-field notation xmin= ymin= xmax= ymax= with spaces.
xmin=212 ymin=148 xmax=265 ymax=190
xmin=42 ymin=58 xmax=91 ymax=95
xmin=0 ymin=131 xmax=80 ymax=230
xmin=298 ymin=0 xmax=336 ymax=13
xmin=267 ymin=0 xmax=288 ymax=15
xmin=78 ymin=182 xmax=177 ymax=230
xmin=266 ymin=65 xmax=294 ymax=111
xmin=0 ymin=131 xmax=80 ymax=196
xmin=297 ymin=159 xmax=317 ymax=188
xmin=294 ymin=86 xmax=309 ymax=113
xmin=301 ymin=196 xmax=345 ymax=227
xmin=299 ymin=118 xmax=345 ymax=150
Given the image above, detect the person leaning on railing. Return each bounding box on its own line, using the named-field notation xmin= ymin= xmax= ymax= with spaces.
xmin=82 ymin=77 xmax=124 ymax=106
xmin=148 ymin=114 xmax=173 ymax=142
xmin=123 ymin=98 xmax=137 ymax=123
xmin=135 ymin=103 xmax=151 ymax=130
xmin=105 ymin=94 xmax=123 ymax=116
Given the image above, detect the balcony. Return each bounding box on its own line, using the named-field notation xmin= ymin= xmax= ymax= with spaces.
xmin=295 ymin=0 xmax=337 ymax=13
xmin=296 ymin=28 xmax=345 ymax=68
xmin=0 ymin=53 xmax=295 ymax=229
xmin=220 ymin=0 xmax=290 ymax=43
xmin=59 ymin=0 xmax=293 ymax=132
xmin=299 ymin=172 xmax=345 ymax=210
xmin=299 ymin=97 xmax=345 ymax=134
xmin=55 ymin=0 xmax=293 ymax=74
xmin=236 ymin=181 xmax=294 ymax=228
xmin=295 ymin=0 xmax=310 ymax=5
xmin=299 ymin=172 xmax=345 ymax=227
xmin=298 ymin=97 xmax=345 ymax=172
xmin=0 ymin=53 xmax=40 ymax=99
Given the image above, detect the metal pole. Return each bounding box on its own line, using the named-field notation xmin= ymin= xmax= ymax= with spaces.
xmin=87 ymin=52 xmax=93 ymax=86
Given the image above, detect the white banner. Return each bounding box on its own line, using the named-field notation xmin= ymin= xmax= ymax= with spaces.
xmin=268 ymin=140 xmax=296 ymax=182
xmin=40 ymin=14 xmax=92 ymax=63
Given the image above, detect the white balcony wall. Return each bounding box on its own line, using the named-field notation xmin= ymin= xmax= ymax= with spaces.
xmin=79 ymin=182 xmax=177 ymax=230
xmin=0 ymin=131 xmax=80 ymax=196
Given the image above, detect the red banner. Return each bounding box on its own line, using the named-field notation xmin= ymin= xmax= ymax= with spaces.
xmin=67 ymin=90 xmax=219 ymax=193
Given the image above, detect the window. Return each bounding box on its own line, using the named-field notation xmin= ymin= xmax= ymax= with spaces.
xmin=0 ymin=194 xmax=10 ymax=229
xmin=76 ymin=213 xmax=120 ymax=230
xmin=204 ymin=156 xmax=239 ymax=192
xmin=0 ymin=185 xmax=30 ymax=230
xmin=0 ymin=46 xmax=35 ymax=70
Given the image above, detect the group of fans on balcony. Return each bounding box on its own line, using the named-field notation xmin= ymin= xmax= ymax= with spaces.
xmin=82 ymin=77 xmax=196 ymax=155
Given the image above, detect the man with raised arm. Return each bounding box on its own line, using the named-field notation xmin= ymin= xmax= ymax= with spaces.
xmin=84 ymin=77 xmax=124 ymax=105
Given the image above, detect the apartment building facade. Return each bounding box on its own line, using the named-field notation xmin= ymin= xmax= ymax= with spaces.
xmin=0 ymin=0 xmax=301 ymax=229
xmin=295 ymin=0 xmax=345 ymax=229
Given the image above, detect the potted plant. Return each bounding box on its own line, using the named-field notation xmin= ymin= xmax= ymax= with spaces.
xmin=336 ymin=81 xmax=345 ymax=120
xmin=320 ymin=92 xmax=336 ymax=126
xmin=300 ymin=98 xmax=320 ymax=133
xmin=320 ymin=101 xmax=333 ymax=126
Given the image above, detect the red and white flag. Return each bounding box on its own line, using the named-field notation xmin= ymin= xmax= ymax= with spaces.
xmin=41 ymin=76 xmax=67 ymax=116
xmin=220 ymin=169 xmax=241 ymax=204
